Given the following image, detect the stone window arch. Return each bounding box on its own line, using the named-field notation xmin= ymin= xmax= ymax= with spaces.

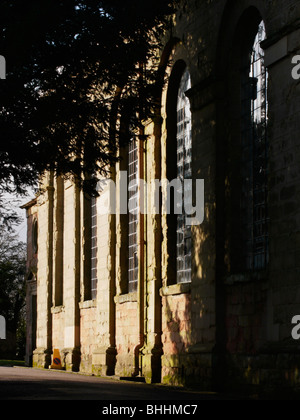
xmin=240 ymin=20 xmax=268 ymax=271
xmin=165 ymin=60 xmax=192 ymax=284
xmin=220 ymin=9 xmax=269 ymax=275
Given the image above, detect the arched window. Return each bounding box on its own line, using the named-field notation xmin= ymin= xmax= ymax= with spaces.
xmin=90 ymin=195 xmax=98 ymax=299
xmin=176 ymin=69 xmax=192 ymax=283
xmin=240 ymin=20 xmax=268 ymax=271
xmin=54 ymin=177 xmax=64 ymax=306
xmin=128 ymin=138 xmax=139 ymax=292
xmin=83 ymin=192 xmax=98 ymax=301
xmin=165 ymin=61 xmax=193 ymax=285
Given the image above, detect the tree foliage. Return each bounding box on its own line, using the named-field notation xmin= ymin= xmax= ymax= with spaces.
xmin=0 ymin=0 xmax=175 ymax=194
xmin=0 ymin=225 xmax=26 ymax=343
xmin=0 ymin=193 xmax=21 ymax=228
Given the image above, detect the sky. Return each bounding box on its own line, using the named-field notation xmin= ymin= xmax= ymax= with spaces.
xmin=16 ymin=204 xmax=29 ymax=243
xmin=3 ymin=188 xmax=36 ymax=243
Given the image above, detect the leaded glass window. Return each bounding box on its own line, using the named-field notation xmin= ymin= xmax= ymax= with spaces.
xmin=240 ymin=21 xmax=268 ymax=271
xmin=91 ymin=196 xmax=98 ymax=299
xmin=176 ymin=69 xmax=192 ymax=283
xmin=128 ymin=138 xmax=139 ymax=292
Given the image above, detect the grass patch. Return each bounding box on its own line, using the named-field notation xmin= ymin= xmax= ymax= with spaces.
xmin=0 ymin=359 xmax=25 ymax=367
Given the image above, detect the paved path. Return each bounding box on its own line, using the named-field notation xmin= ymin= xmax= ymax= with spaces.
xmin=0 ymin=366 xmax=227 ymax=401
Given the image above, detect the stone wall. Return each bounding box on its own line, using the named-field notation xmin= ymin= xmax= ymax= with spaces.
xmin=79 ymin=303 xmax=97 ymax=373
xmin=161 ymin=289 xmax=192 ymax=385
xmin=115 ymin=298 xmax=139 ymax=377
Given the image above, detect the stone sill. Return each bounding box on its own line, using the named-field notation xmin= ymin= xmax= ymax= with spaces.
xmin=185 ymin=342 xmax=215 ymax=355
xmin=160 ymin=282 xmax=191 ymax=297
xmin=51 ymin=305 xmax=65 ymax=314
xmin=79 ymin=300 xmax=97 ymax=309
xmin=114 ymin=292 xmax=137 ymax=304
xmin=224 ymin=270 xmax=268 ymax=285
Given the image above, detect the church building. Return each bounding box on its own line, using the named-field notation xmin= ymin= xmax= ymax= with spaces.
xmin=23 ymin=0 xmax=300 ymax=394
